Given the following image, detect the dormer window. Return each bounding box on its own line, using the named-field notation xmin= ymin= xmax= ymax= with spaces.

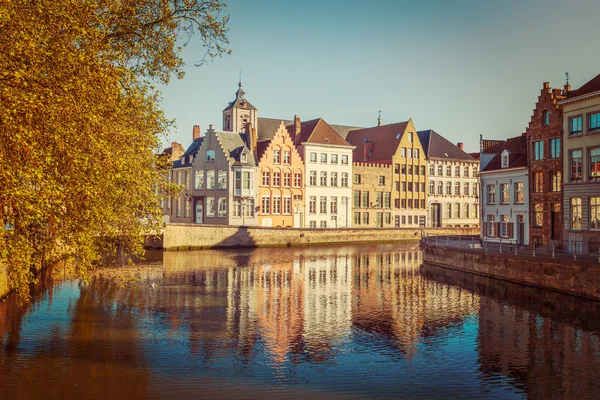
xmin=501 ymin=150 xmax=509 ymax=168
xmin=241 ymin=152 xmax=247 ymax=162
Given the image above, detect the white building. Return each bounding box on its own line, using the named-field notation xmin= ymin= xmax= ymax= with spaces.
xmin=417 ymin=130 xmax=480 ymax=227
xmin=479 ymin=135 xmax=530 ymax=245
xmin=288 ymin=117 xmax=354 ymax=228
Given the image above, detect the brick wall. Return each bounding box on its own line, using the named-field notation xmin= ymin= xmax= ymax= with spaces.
xmin=163 ymin=224 xmax=479 ymax=250
xmin=421 ymin=242 xmax=600 ymax=300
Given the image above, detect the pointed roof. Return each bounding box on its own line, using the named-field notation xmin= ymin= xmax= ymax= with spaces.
xmin=481 ymin=135 xmax=527 ymax=172
xmin=567 ymin=73 xmax=600 ymax=99
xmin=417 ymin=130 xmax=475 ymax=161
xmin=285 ymin=118 xmax=351 ymax=147
xmin=223 ymin=82 xmax=257 ymax=111
xmin=345 ymin=121 xmax=410 ymax=163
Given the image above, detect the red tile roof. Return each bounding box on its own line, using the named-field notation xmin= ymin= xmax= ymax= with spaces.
xmin=567 ymin=73 xmax=600 ymax=99
xmin=286 ymin=118 xmax=351 ymax=147
xmin=345 ymin=122 xmax=410 ymax=163
xmin=481 ymin=139 xmax=505 ymax=154
xmin=482 ymin=135 xmax=528 ymax=172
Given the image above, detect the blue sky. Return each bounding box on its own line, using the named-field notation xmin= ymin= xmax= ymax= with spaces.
xmin=159 ymin=0 xmax=600 ymax=153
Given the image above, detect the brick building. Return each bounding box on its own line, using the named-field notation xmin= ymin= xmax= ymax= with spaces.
xmin=526 ymin=82 xmax=566 ymax=245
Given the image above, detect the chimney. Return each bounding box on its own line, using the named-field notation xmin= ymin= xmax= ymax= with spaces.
xmin=193 ymin=125 xmax=201 ymax=141
xmin=293 ymin=115 xmax=301 ymax=145
xmin=543 ymin=82 xmax=550 ymax=89
xmin=457 ymin=142 xmax=464 ymax=150
xmin=363 ymin=141 xmax=373 ymax=160
xmin=564 ymin=84 xmax=571 ymax=93
xmin=246 ymin=122 xmax=257 ymax=153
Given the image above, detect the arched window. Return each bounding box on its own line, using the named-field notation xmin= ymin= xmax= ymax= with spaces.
xmin=543 ymin=111 xmax=550 ymax=126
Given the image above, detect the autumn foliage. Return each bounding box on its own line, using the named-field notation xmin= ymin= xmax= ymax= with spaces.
xmin=0 ymin=0 xmax=230 ymax=300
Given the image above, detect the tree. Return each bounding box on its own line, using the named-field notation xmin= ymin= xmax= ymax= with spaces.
xmin=0 ymin=0 xmax=230 ymax=300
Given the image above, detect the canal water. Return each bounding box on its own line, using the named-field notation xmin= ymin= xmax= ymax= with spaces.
xmin=1 ymin=243 xmax=600 ymax=399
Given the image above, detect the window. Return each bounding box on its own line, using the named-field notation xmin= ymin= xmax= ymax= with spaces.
xmin=500 ymin=215 xmax=509 ymax=237
xmin=320 ymin=171 xmax=327 ymax=186
xmin=591 ymin=198 xmax=600 ymax=230
xmin=401 ymin=165 xmax=406 ymax=175
xmin=363 ymin=212 xmax=369 ymax=225
xmin=533 ymin=141 xmax=544 ymax=161
xmin=550 ymin=138 xmax=560 ymax=159
xmin=421 ymin=165 xmax=426 ymax=176
xmin=455 ymin=166 xmax=460 ymax=177
xmin=445 ymin=181 xmax=451 ymax=195
xmin=354 ymin=212 xmax=361 ymax=225
xmin=309 ymin=221 xmax=316 ymax=228
xmin=320 ymin=153 xmax=327 ymax=163
xmin=376 ymin=212 xmax=383 ymax=227
xmin=570 ymin=150 xmax=583 ymax=181
xmin=376 ymin=192 xmax=383 ymax=208
xmin=407 ymin=149 xmax=412 ymax=159
xmin=310 ymin=152 xmax=317 ymax=163
xmin=437 ymin=165 xmax=443 ymax=176
xmin=421 ymin=199 xmax=425 ymax=209
xmin=534 ymin=172 xmax=543 ymax=193
xmin=401 ymin=182 xmax=406 ymax=192
xmin=320 ymin=197 xmax=327 ymax=214
xmin=501 ymin=153 xmax=509 ymax=168
xmin=544 ymin=110 xmax=550 ymax=125
xmin=241 ymin=153 xmax=247 ymax=163
xmin=430 ymin=165 xmax=435 ymax=176
xmin=414 ymin=149 xmax=419 ymax=159
xmin=320 ymin=221 xmax=327 ymax=228
xmin=501 ymin=183 xmax=509 ymax=203
xmin=234 ymin=170 xmax=241 ymax=191
xmin=487 ymin=184 xmax=496 ymax=204
xmin=420 ymin=182 xmax=425 ymax=192
xmin=272 ymin=149 xmax=280 ymax=164
xmin=184 ymin=197 xmax=189 ymax=218
xmin=262 ymin=172 xmax=270 ymax=186
xmin=283 ymin=150 xmax=291 ymax=164
xmin=233 ymin=199 xmax=241 ymax=217
xmin=283 ymin=172 xmax=291 ymax=187
xmin=207 ymin=170 xmax=215 ymax=189
xmin=217 ymin=170 xmax=227 ymax=189
xmin=330 ymin=197 xmax=338 ymax=214
xmin=331 ymin=154 xmax=338 ymax=164
xmin=283 ymin=197 xmax=291 ymax=214
xmin=206 ymin=197 xmax=215 ymax=217
xmin=486 ymin=215 xmax=496 ymax=237
xmin=464 ymin=203 xmax=469 ymax=219
xmin=395 ymin=198 xmax=400 ymax=208
xmin=384 ymin=192 xmax=391 ymax=208
xmin=455 ymin=182 xmax=460 ymax=195
xmin=473 ymin=182 xmax=478 ymax=196
xmin=570 ymin=116 xmax=583 ymax=136
xmin=395 ymin=215 xmax=400 ymax=227
xmin=429 ymin=181 xmax=435 ymax=195
xmin=309 ymin=171 xmax=317 ymax=186
xmin=590 ymin=148 xmax=600 ymax=180
xmin=261 ymin=196 xmax=271 ymax=214
xmin=408 ymin=182 xmax=413 ymax=192
xmin=194 ymin=170 xmax=204 ymax=189
xmin=354 ymin=191 xmax=361 ymax=208
xmin=309 ymin=196 xmax=316 ymax=214
xmin=183 ymin=171 xmax=189 ymax=189
xmin=464 ymin=166 xmax=469 ymax=177
xmin=331 ymin=172 xmax=337 ymax=187
xmin=408 ymin=215 xmax=413 ymax=224
xmin=464 ymin=182 xmax=469 ymax=195
xmin=408 ymin=132 xmax=413 ymax=142
xmin=590 ymin=112 xmax=600 ymax=132
xmin=514 ymin=182 xmax=524 ymax=203
xmin=294 ymin=173 xmax=302 ymax=187
xmin=341 ymin=173 xmax=348 ymax=187
xmin=243 ymin=171 xmax=251 ymax=191
xmin=472 ymin=203 xmax=478 ymax=219
xmin=206 ymin=149 xmax=215 ymax=162
xmin=551 ymin=171 xmax=561 ymax=192
xmin=218 ymin=198 xmax=227 ymax=217
xmin=571 ymin=198 xmax=582 ymax=229
xmin=401 ymin=199 xmax=406 ymax=208
xmin=446 ymin=165 xmax=451 ymax=176
xmin=408 ymin=199 xmax=413 ymax=209
xmin=445 ymin=203 xmax=451 ymax=218
xmin=273 ymin=196 xmax=281 ymax=214
xmin=437 ymin=181 xmax=443 ymax=195
xmin=455 ymin=203 xmax=460 ymax=218
xmin=341 ymin=155 xmax=348 ymax=165
xmin=408 ymin=165 xmax=413 ymax=175
xmin=385 ymin=212 xmax=391 ymax=225
xmin=354 ymin=174 xmax=361 ymax=184
xmin=362 ymin=191 xmax=369 ymax=208
xmin=378 ymin=176 xmax=385 ymax=185
xmin=273 ymin=172 xmax=281 ymax=186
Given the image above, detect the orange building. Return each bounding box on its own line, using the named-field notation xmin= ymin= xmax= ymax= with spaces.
xmin=256 ymin=122 xmax=305 ymax=227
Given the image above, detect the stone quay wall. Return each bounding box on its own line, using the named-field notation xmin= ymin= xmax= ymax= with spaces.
xmin=162 ymin=224 xmax=479 ymax=251
xmin=421 ymin=241 xmax=600 ymax=300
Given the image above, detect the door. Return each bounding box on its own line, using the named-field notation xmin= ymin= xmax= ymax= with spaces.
xmin=517 ymin=215 xmax=525 ymax=245
xmin=431 ymin=203 xmax=440 ymax=227
xmin=551 ymin=204 xmax=561 ymax=240
xmin=195 ymin=201 xmax=203 ymax=224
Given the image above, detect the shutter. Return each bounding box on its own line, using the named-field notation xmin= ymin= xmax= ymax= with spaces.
xmin=508 ymin=222 xmax=514 ymax=239
xmin=483 ymin=222 xmax=488 ymax=237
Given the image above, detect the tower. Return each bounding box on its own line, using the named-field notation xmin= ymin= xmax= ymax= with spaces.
xmin=222 ymin=73 xmax=258 ymax=133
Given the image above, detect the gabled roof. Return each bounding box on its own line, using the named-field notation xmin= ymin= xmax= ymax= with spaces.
xmin=260 ymin=117 xmax=361 ymax=141
xmin=567 ymin=73 xmax=600 ymax=99
xmin=345 ymin=121 xmax=410 ymax=163
xmin=216 ymin=131 xmax=256 ymax=166
xmin=285 ymin=118 xmax=351 ymax=147
xmin=481 ymin=135 xmax=527 ymax=172
xmin=417 ymin=130 xmax=475 ymax=161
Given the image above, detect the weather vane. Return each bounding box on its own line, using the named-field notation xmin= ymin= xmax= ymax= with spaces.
xmin=565 ymin=72 xmax=570 ymax=86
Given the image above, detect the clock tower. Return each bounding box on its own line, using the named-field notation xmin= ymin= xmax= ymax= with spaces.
xmin=222 ymin=78 xmax=258 ymax=133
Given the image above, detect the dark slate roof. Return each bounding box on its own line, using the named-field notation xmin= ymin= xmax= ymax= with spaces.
xmin=567 ymin=73 xmax=600 ymax=99
xmin=285 ymin=118 xmax=352 ymax=147
xmin=346 ymin=121 xmax=409 ymax=163
xmin=215 ymin=130 xmax=256 ymax=166
xmin=417 ymin=130 xmax=476 ymax=161
xmin=329 ymin=123 xmax=364 ymax=139
xmin=223 ymin=87 xmax=257 ymax=111
xmin=182 ymin=137 xmax=204 ymax=158
xmin=482 ymin=135 xmax=528 ymax=172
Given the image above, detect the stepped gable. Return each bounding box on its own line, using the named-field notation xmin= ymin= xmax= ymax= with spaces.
xmin=482 ymin=135 xmax=528 ymax=172
xmin=214 ymin=130 xmax=256 ymax=166
xmin=417 ymin=129 xmax=475 ymax=161
xmin=346 ymin=121 xmax=409 ymax=163
xmin=260 ymin=117 xmax=360 ymax=141
xmin=567 ymin=73 xmax=600 ymax=99
xmin=286 ymin=118 xmax=351 ymax=146
xmin=256 ymin=122 xmax=303 ymax=164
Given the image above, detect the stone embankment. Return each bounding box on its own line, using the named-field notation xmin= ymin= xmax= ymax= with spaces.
xmin=161 ymin=224 xmax=479 ymax=251
xmin=420 ymin=241 xmax=600 ymax=300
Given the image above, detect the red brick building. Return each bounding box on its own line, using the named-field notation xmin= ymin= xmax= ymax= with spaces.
xmin=526 ymin=82 xmax=567 ymax=244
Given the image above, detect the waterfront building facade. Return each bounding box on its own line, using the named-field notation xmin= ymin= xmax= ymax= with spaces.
xmin=479 ymin=135 xmax=529 ymax=244
xmin=351 ymin=162 xmax=394 ymax=227
xmin=347 ymin=120 xmax=428 ymax=227
xmin=417 ymin=130 xmax=479 ymax=228
xmin=256 ymin=122 xmax=305 ymax=227
xmin=526 ymin=82 xmax=566 ymax=245
xmin=287 ymin=117 xmax=354 ymax=228
xmin=559 ymin=73 xmax=600 ymax=252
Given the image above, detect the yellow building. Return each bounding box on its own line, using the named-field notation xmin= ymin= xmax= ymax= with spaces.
xmin=256 ymin=122 xmax=305 ymax=227
xmin=347 ymin=119 xmax=428 ymax=227
xmin=351 ymin=162 xmax=394 ymax=227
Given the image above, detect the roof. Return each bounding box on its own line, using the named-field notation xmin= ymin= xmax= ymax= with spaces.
xmin=469 ymin=152 xmax=481 ymax=160
xmin=223 ymin=87 xmax=257 ymax=112
xmin=417 ymin=130 xmax=476 ymax=161
xmin=567 ymin=73 xmax=600 ymax=99
xmin=260 ymin=117 xmax=361 ymax=141
xmin=173 ymin=138 xmax=203 ymax=168
xmin=216 ymin=131 xmax=256 ymax=166
xmin=345 ymin=121 xmax=409 ymax=163
xmin=481 ymin=135 xmax=527 ymax=172
xmin=481 ymin=139 xmax=505 ymax=154
xmin=285 ymin=118 xmax=351 ymax=147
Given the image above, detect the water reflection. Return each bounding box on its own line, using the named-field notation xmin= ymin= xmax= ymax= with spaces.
xmin=0 ymin=244 xmax=599 ymax=399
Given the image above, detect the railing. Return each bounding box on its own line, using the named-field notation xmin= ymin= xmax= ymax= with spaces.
xmin=422 ymin=234 xmax=600 ymax=264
